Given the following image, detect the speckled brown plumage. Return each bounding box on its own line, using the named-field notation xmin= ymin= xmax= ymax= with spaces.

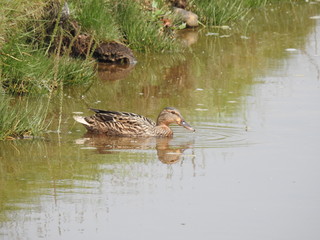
xmin=73 ymin=107 xmax=195 ymax=137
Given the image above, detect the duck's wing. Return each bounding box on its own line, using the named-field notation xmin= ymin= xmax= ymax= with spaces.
xmin=87 ymin=108 xmax=156 ymax=135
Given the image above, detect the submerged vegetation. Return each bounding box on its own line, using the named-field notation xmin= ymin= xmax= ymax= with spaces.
xmin=0 ymin=0 xmax=300 ymax=139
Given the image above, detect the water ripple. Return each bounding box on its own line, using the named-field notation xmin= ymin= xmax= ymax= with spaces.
xmin=196 ymin=122 xmax=250 ymax=148
xmin=173 ymin=122 xmax=250 ymax=149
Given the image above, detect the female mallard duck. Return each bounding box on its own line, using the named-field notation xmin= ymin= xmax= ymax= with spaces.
xmin=73 ymin=107 xmax=195 ymax=137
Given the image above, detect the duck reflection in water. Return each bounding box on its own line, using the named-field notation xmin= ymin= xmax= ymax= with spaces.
xmin=75 ymin=134 xmax=194 ymax=164
xmin=97 ymin=62 xmax=135 ymax=81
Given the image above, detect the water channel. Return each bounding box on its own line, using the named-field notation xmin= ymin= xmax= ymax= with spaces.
xmin=1 ymin=2 xmax=320 ymax=240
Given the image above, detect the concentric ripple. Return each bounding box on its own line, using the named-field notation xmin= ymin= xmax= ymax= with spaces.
xmin=195 ymin=122 xmax=250 ymax=148
xmin=171 ymin=122 xmax=250 ymax=149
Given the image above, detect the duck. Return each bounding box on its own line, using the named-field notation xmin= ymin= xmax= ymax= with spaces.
xmin=73 ymin=107 xmax=195 ymax=137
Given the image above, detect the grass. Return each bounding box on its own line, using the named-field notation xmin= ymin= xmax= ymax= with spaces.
xmin=71 ymin=0 xmax=122 ymax=42
xmin=113 ymin=0 xmax=180 ymax=53
xmin=1 ymin=40 xmax=95 ymax=95
xmin=191 ymin=0 xmax=249 ymax=26
xmin=0 ymin=94 xmax=48 ymax=140
xmin=190 ymin=0 xmax=272 ymax=26
xmin=71 ymin=0 xmax=181 ymax=52
xmin=0 ymin=0 xmax=96 ymax=138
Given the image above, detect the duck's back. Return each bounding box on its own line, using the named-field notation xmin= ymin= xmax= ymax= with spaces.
xmin=84 ymin=108 xmax=157 ymax=136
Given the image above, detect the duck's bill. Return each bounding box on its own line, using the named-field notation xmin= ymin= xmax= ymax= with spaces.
xmin=180 ymin=120 xmax=195 ymax=132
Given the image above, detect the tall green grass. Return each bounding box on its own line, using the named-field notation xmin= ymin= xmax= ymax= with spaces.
xmin=0 ymin=95 xmax=48 ymax=139
xmin=71 ymin=0 xmax=122 ymax=41
xmin=0 ymin=0 xmax=97 ymax=138
xmin=70 ymin=0 xmax=180 ymax=52
xmin=1 ymin=40 xmax=95 ymax=95
xmin=191 ymin=0 xmax=249 ymax=26
xmin=113 ymin=0 xmax=179 ymax=52
xmin=191 ymin=0 xmax=271 ymax=26
xmin=0 ymin=0 xmax=45 ymax=48
xmin=0 ymin=0 xmax=96 ymax=93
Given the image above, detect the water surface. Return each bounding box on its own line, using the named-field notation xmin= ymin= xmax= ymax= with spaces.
xmin=1 ymin=2 xmax=320 ymax=240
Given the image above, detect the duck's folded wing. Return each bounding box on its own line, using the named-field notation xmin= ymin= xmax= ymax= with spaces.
xmin=90 ymin=108 xmax=155 ymax=126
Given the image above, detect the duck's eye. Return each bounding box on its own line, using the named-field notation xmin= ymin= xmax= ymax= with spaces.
xmin=170 ymin=110 xmax=177 ymax=115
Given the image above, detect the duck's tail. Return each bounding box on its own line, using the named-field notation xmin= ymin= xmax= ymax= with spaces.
xmin=73 ymin=116 xmax=90 ymax=126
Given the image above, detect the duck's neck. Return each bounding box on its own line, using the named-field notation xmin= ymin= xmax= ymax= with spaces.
xmin=154 ymin=124 xmax=173 ymax=137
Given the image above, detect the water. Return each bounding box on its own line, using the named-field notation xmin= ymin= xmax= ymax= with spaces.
xmin=1 ymin=3 xmax=320 ymax=240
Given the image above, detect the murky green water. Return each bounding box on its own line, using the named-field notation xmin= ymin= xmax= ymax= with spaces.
xmin=1 ymin=2 xmax=320 ymax=240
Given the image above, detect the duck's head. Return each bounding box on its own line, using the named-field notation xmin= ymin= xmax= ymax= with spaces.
xmin=157 ymin=107 xmax=195 ymax=132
